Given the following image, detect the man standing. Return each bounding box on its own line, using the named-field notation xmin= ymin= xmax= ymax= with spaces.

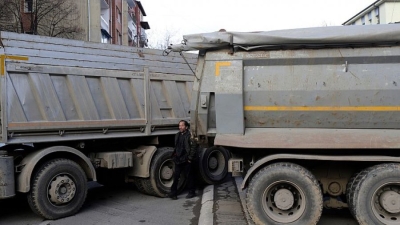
xmin=168 ymin=120 xmax=197 ymax=200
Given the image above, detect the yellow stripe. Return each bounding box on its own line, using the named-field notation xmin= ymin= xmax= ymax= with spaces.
xmin=215 ymin=61 xmax=231 ymax=76
xmin=0 ymin=55 xmax=4 ymax=76
xmin=5 ymin=55 xmax=29 ymax=61
xmin=244 ymin=106 xmax=400 ymax=111
xmin=0 ymin=54 xmax=29 ymax=75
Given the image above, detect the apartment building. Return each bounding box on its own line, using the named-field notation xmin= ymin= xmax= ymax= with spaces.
xmin=343 ymin=0 xmax=400 ymax=25
xmin=2 ymin=0 xmax=150 ymax=47
xmin=127 ymin=0 xmax=150 ymax=47
xmin=81 ymin=0 xmax=150 ymax=46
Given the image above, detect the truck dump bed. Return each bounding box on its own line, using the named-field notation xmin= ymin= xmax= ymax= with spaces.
xmin=182 ymin=24 xmax=400 ymax=149
xmin=0 ymin=32 xmax=197 ymax=144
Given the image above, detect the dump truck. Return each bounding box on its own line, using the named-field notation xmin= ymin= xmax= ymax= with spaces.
xmin=170 ymin=24 xmax=400 ymax=225
xmin=0 ymin=31 xmax=198 ymax=219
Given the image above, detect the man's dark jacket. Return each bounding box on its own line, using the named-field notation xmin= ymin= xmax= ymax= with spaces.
xmin=173 ymin=131 xmax=197 ymax=164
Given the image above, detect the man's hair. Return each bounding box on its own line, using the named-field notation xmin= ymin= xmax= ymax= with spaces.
xmin=179 ymin=120 xmax=190 ymax=128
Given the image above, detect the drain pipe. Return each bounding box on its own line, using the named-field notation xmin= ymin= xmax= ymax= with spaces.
xmin=87 ymin=0 xmax=91 ymax=41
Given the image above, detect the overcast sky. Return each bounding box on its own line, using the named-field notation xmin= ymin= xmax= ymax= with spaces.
xmin=142 ymin=0 xmax=375 ymax=47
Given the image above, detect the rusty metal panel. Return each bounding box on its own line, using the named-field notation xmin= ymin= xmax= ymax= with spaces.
xmin=242 ymin=48 xmax=400 ymax=129
xmin=0 ymin=31 xmax=196 ymax=143
xmin=128 ymin=146 xmax=157 ymax=178
xmin=90 ymin=152 xmax=133 ymax=169
xmin=191 ymin=40 xmax=400 ymax=149
xmin=215 ymin=128 xmax=400 ymax=149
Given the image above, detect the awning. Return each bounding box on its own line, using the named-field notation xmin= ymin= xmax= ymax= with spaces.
xmin=140 ymin=21 xmax=150 ymax=30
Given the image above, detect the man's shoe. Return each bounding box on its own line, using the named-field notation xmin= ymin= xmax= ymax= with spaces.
xmin=166 ymin=193 xmax=178 ymax=200
xmin=186 ymin=192 xmax=196 ymax=199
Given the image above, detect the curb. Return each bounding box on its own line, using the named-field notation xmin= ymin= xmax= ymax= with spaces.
xmin=198 ymin=185 xmax=214 ymax=225
xmin=234 ymin=177 xmax=254 ymax=225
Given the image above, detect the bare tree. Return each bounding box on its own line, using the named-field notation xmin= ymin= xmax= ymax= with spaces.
xmin=0 ymin=0 xmax=83 ymax=39
xmin=148 ymin=28 xmax=181 ymax=50
xmin=0 ymin=0 xmax=25 ymax=33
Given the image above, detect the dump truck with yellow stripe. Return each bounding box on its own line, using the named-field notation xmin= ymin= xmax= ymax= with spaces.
xmin=0 ymin=31 xmax=196 ymax=219
xmin=171 ymin=24 xmax=400 ymax=225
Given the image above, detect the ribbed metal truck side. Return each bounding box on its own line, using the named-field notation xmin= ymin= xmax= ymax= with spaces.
xmin=0 ymin=31 xmax=196 ymax=219
xmin=172 ymin=24 xmax=400 ymax=225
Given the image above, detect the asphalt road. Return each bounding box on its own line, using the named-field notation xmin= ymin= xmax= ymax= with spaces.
xmin=0 ymin=178 xmax=359 ymax=225
xmin=0 ymin=184 xmax=201 ymax=225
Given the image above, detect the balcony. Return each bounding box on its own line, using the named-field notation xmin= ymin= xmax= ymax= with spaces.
xmin=128 ymin=27 xmax=133 ymax=41
xmin=127 ymin=0 xmax=135 ymax=8
xmin=128 ymin=7 xmax=137 ymax=25
xmin=101 ymin=0 xmax=109 ymax=9
xmin=101 ymin=16 xmax=109 ymax=31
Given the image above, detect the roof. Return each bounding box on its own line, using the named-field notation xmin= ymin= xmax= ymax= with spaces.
xmin=342 ymin=0 xmax=400 ymax=25
xmin=170 ymin=24 xmax=400 ymax=52
xmin=136 ymin=1 xmax=147 ymax=16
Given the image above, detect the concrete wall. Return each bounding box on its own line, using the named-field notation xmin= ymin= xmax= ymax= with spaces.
xmin=122 ymin=2 xmax=129 ymax=46
xmin=75 ymin=0 xmax=101 ymax=42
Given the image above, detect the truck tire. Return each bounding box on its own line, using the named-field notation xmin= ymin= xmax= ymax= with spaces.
xmin=27 ymin=158 xmax=87 ymax=219
xmin=199 ymin=146 xmax=229 ymax=184
xmin=246 ymin=162 xmax=323 ymax=225
xmin=134 ymin=177 xmax=157 ymax=196
xmin=347 ymin=163 xmax=400 ymax=225
xmin=150 ymin=147 xmax=186 ymax=197
xmin=346 ymin=172 xmax=359 ymax=217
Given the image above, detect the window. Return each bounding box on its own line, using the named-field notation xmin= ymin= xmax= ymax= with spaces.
xmin=368 ymin=12 xmax=372 ymax=23
xmin=375 ymin=7 xmax=380 ymax=24
xmin=117 ymin=7 xmax=121 ymax=24
xmin=361 ymin=16 xmax=365 ymax=25
xmin=24 ymin=0 xmax=34 ymax=13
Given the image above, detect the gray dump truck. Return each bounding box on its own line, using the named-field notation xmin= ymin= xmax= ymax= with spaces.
xmin=170 ymin=24 xmax=400 ymax=225
xmin=0 ymin=31 xmax=199 ymax=219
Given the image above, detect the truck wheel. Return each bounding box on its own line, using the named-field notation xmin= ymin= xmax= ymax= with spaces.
xmin=199 ymin=146 xmax=229 ymax=184
xmin=134 ymin=177 xmax=157 ymax=196
xmin=27 ymin=158 xmax=87 ymax=220
xmin=150 ymin=147 xmax=186 ymax=197
xmin=347 ymin=163 xmax=400 ymax=225
xmin=246 ymin=162 xmax=323 ymax=225
xmin=346 ymin=172 xmax=359 ymax=217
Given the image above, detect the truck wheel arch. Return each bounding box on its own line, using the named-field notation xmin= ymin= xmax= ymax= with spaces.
xmin=241 ymin=154 xmax=400 ymax=190
xmin=17 ymin=146 xmax=97 ymax=193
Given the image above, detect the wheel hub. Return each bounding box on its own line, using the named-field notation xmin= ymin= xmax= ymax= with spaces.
xmin=208 ymin=157 xmax=218 ymax=170
xmin=380 ymin=190 xmax=400 ymax=214
xmin=49 ymin=175 xmax=76 ymax=205
xmin=263 ymin=181 xmax=306 ymax=223
xmin=274 ymin=189 xmax=294 ymax=210
xmin=161 ymin=165 xmax=173 ymax=180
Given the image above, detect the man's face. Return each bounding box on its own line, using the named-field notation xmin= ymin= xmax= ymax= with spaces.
xmin=179 ymin=122 xmax=187 ymax=133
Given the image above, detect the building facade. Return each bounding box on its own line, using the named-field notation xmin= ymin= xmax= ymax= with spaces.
xmin=2 ymin=0 xmax=150 ymax=47
xmin=343 ymin=0 xmax=400 ymax=25
xmin=79 ymin=0 xmax=150 ymax=46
